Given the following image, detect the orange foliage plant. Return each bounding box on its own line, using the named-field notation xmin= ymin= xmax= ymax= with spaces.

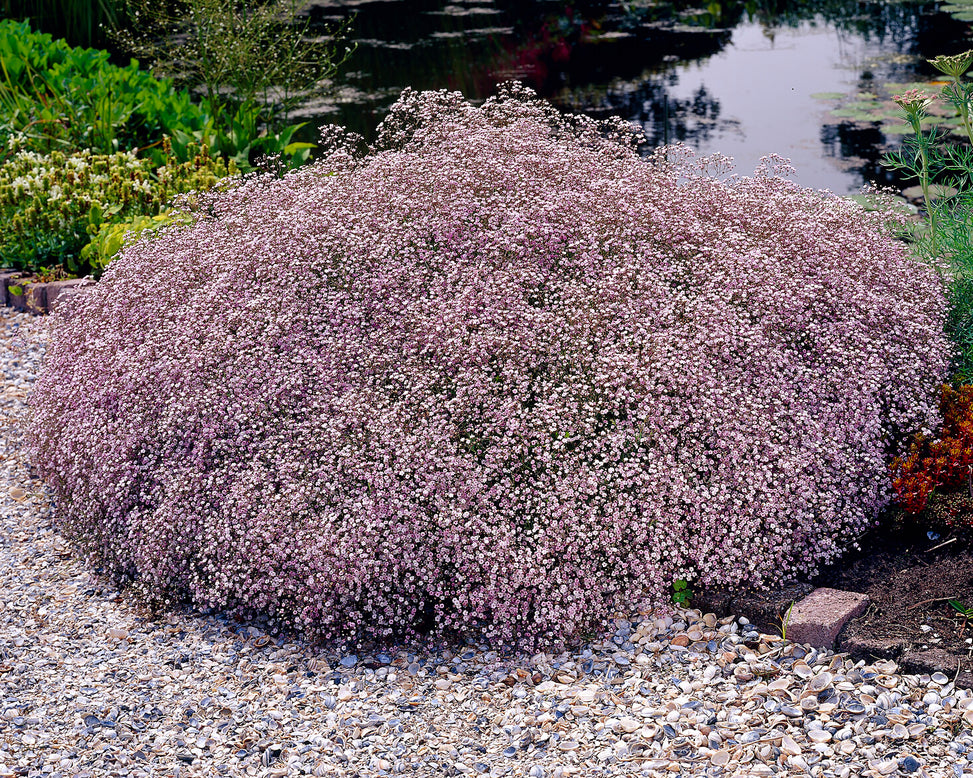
xmin=891 ymin=385 xmax=973 ymax=525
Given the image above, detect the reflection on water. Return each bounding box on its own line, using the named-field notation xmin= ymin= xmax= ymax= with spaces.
xmin=302 ymin=0 xmax=967 ymax=193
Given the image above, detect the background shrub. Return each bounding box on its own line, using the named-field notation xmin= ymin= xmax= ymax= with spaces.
xmin=0 ymin=19 xmax=316 ymax=169
xmin=0 ymin=141 xmax=235 ymax=276
xmin=0 ymin=19 xmax=207 ymax=163
xmin=28 ymin=86 xmax=951 ymax=645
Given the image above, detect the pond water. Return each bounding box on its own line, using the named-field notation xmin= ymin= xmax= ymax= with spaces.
xmin=300 ymin=0 xmax=970 ymax=193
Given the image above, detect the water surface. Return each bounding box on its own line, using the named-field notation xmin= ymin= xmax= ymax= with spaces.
xmin=302 ymin=0 xmax=969 ymax=193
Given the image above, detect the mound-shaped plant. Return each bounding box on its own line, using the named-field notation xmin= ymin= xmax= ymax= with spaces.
xmin=28 ymin=85 xmax=951 ymax=645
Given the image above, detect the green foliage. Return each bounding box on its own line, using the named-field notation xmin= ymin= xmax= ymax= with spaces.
xmin=778 ymin=601 xmax=795 ymax=640
xmin=0 ymin=19 xmax=204 ymax=164
xmin=0 ymin=18 xmax=317 ymax=170
xmin=950 ymin=599 xmax=973 ymax=637
xmin=110 ymin=0 xmax=354 ymax=160
xmin=950 ymin=599 xmax=973 ymax=618
xmin=883 ymin=52 xmax=973 ymax=381
xmin=0 ymin=141 xmax=235 ymax=277
xmin=671 ymin=578 xmax=692 ymax=606
xmin=80 ymin=212 xmax=186 ymax=274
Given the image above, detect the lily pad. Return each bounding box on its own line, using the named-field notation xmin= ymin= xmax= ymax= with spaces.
xmin=810 ymin=91 xmax=846 ymax=100
xmin=844 ymin=193 xmax=918 ymax=215
xmin=831 ymin=107 xmax=883 ymax=121
xmin=902 ymin=184 xmax=960 ymax=202
xmin=881 ymin=122 xmax=913 ymax=136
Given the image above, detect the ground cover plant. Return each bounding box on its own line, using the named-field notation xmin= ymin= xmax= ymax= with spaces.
xmin=28 ymin=85 xmax=952 ymax=646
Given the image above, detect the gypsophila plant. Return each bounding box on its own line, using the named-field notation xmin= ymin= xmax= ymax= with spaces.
xmin=28 ymin=85 xmax=951 ymax=646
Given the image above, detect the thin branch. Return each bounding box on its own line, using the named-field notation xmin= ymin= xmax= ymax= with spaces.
xmin=926 ymin=537 xmax=958 ymax=553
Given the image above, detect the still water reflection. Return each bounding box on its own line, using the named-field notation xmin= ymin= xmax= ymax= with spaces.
xmin=302 ymin=0 xmax=968 ymax=193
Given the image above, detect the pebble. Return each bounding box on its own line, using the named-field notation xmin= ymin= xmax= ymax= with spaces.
xmin=3 ymin=306 xmax=973 ymax=778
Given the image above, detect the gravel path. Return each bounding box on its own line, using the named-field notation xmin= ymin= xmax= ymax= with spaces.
xmin=4 ymin=305 xmax=973 ymax=778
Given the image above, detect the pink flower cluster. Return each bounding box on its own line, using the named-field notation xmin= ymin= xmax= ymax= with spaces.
xmin=28 ymin=85 xmax=951 ymax=645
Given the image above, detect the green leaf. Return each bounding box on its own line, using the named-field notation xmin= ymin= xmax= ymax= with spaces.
xmin=7 ymin=285 xmax=22 ymax=296
xmin=950 ymin=599 xmax=973 ymax=616
xmin=282 ymin=141 xmax=315 ymax=155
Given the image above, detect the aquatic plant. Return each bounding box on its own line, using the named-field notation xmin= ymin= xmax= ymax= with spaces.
xmin=111 ymin=0 xmax=354 ymax=147
xmin=29 ymin=86 xmax=950 ymax=645
xmin=0 ymin=19 xmax=316 ymax=169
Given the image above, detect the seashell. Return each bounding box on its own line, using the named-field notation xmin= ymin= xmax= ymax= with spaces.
xmin=807 ymin=729 xmax=831 ymax=743
xmin=800 ymin=696 xmax=818 ymax=711
xmin=792 ymin=663 xmax=813 ymax=680
xmin=808 ymin=672 xmax=833 ymax=692
xmin=780 ymin=735 xmax=801 ymax=755
xmin=877 ymin=675 xmax=898 ymax=689
xmin=734 ymin=666 xmax=754 ymax=683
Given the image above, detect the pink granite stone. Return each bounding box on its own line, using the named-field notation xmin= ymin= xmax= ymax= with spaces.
xmin=786 ymin=587 xmax=870 ymax=649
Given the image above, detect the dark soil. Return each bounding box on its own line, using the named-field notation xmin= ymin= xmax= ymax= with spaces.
xmin=810 ymin=517 xmax=973 ymax=687
xmin=695 ymin=514 xmax=973 ymax=687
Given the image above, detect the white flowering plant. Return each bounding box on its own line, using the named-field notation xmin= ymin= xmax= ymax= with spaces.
xmin=29 ymin=85 xmax=951 ymax=647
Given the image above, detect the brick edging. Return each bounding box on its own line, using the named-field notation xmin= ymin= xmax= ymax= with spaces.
xmin=0 ymin=272 xmax=94 ymax=315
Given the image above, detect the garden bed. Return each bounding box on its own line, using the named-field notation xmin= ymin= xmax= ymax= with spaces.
xmin=697 ymin=517 xmax=973 ymax=687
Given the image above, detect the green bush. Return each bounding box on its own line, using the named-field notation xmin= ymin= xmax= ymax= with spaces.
xmin=0 ymin=141 xmax=236 ymax=276
xmin=80 ymin=212 xmax=188 ymax=274
xmin=0 ymin=19 xmax=205 ymax=164
xmin=883 ymin=51 xmax=973 ymax=381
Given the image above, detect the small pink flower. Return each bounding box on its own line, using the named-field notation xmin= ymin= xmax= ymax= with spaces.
xmin=892 ymin=89 xmax=937 ymax=112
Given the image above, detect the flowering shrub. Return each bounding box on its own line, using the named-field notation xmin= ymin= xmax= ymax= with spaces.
xmin=0 ymin=141 xmax=236 ymax=276
xmin=892 ymin=384 xmax=973 ymax=530
xmin=28 ymin=85 xmax=951 ymax=644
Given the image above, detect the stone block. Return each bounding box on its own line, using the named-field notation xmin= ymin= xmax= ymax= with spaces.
xmin=45 ymin=279 xmax=94 ymax=313
xmin=26 ymin=283 xmax=46 ymax=315
xmin=785 ymin=587 xmax=869 ymax=649
xmin=731 ymin=582 xmax=815 ymax=636
xmin=5 ymin=276 xmax=27 ymax=312
xmin=0 ymin=271 xmax=18 ymax=307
